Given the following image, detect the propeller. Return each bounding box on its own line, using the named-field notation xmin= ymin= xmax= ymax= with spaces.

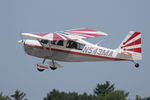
xmin=18 ymin=31 xmax=27 ymax=54
xmin=18 ymin=33 xmax=24 ymax=45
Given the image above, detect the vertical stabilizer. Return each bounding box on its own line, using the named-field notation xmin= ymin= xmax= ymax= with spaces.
xmin=117 ymin=31 xmax=142 ymax=60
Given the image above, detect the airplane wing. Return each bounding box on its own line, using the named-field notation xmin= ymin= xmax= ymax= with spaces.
xmin=22 ymin=28 xmax=108 ymax=41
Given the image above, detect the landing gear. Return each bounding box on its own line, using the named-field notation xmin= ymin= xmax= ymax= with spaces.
xmin=48 ymin=60 xmax=62 ymax=70
xmin=35 ymin=63 xmax=48 ymax=72
xmin=36 ymin=40 xmax=60 ymax=71
xmin=132 ymin=60 xmax=140 ymax=68
xmin=135 ymin=63 xmax=139 ymax=68
xmin=35 ymin=58 xmax=60 ymax=71
xmin=48 ymin=60 xmax=57 ymax=70
xmin=36 ymin=58 xmax=48 ymax=72
xmin=50 ymin=67 xmax=57 ymax=70
xmin=37 ymin=68 xmax=45 ymax=72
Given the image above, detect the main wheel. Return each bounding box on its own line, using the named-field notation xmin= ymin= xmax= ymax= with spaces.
xmin=135 ymin=63 xmax=139 ymax=68
xmin=50 ymin=67 xmax=57 ymax=70
xmin=37 ymin=68 xmax=45 ymax=72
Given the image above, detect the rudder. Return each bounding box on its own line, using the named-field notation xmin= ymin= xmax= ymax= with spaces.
xmin=117 ymin=31 xmax=142 ymax=60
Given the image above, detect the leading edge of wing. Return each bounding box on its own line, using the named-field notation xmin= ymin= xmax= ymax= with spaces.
xmin=21 ymin=28 xmax=108 ymax=41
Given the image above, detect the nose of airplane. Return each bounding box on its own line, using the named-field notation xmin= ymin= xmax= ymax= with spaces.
xmin=18 ymin=40 xmax=24 ymax=46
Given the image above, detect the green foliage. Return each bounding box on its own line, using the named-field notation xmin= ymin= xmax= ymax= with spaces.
xmin=95 ymin=94 xmax=103 ymax=100
xmin=43 ymin=89 xmax=96 ymax=100
xmin=0 ymin=81 xmax=150 ymax=100
xmin=43 ymin=81 xmax=130 ymax=100
xmin=136 ymin=95 xmax=150 ymax=100
xmin=10 ymin=89 xmax=26 ymax=100
xmin=43 ymin=89 xmax=129 ymax=100
xmin=0 ymin=93 xmax=10 ymax=100
xmin=104 ymin=90 xmax=128 ymax=100
xmin=93 ymin=81 xmax=115 ymax=96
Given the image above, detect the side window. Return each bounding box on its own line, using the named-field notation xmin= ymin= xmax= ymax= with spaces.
xmin=66 ymin=40 xmax=77 ymax=49
xmin=57 ymin=40 xmax=64 ymax=46
xmin=66 ymin=40 xmax=85 ymax=50
xmin=51 ymin=40 xmax=64 ymax=46
xmin=77 ymin=43 xmax=85 ymax=50
xmin=41 ymin=40 xmax=48 ymax=44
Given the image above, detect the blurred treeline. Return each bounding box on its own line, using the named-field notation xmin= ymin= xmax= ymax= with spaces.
xmin=0 ymin=81 xmax=150 ymax=100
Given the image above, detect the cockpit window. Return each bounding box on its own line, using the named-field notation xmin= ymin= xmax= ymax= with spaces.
xmin=41 ymin=40 xmax=48 ymax=44
xmin=51 ymin=40 xmax=64 ymax=46
xmin=77 ymin=43 xmax=85 ymax=50
xmin=66 ymin=40 xmax=77 ymax=49
xmin=66 ymin=40 xmax=85 ymax=50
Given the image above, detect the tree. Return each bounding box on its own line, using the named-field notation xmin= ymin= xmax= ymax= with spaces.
xmin=79 ymin=92 xmax=88 ymax=100
xmin=94 ymin=94 xmax=103 ymax=100
xmin=43 ymin=89 xmax=96 ymax=100
xmin=136 ymin=95 xmax=150 ymax=100
xmin=93 ymin=81 xmax=115 ymax=97
xmin=0 ymin=93 xmax=10 ymax=100
xmin=10 ymin=90 xmax=27 ymax=100
xmin=44 ymin=81 xmax=130 ymax=100
xmin=44 ymin=89 xmax=62 ymax=100
xmin=104 ymin=90 xmax=128 ymax=100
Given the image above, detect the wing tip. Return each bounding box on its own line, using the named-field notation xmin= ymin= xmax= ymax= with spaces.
xmin=21 ymin=33 xmax=30 ymax=36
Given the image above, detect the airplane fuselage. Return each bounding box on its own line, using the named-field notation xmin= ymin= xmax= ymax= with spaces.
xmin=21 ymin=39 xmax=129 ymax=62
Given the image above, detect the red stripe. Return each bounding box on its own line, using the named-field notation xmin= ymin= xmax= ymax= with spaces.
xmin=124 ymin=48 xmax=142 ymax=53
xmin=36 ymin=64 xmax=49 ymax=69
xmin=122 ymin=38 xmax=141 ymax=48
xmin=34 ymin=33 xmax=49 ymax=37
xmin=27 ymin=45 xmax=126 ymax=61
xmin=52 ymin=48 xmax=124 ymax=61
xmin=66 ymin=31 xmax=104 ymax=37
xmin=123 ymin=32 xmax=140 ymax=45
xmin=59 ymin=34 xmax=71 ymax=40
xmin=53 ymin=33 xmax=64 ymax=40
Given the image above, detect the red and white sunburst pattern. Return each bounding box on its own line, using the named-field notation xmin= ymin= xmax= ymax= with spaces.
xmin=120 ymin=31 xmax=142 ymax=54
xmin=27 ymin=28 xmax=108 ymax=41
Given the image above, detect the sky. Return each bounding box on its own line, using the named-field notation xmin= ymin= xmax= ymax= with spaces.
xmin=0 ymin=0 xmax=150 ymax=100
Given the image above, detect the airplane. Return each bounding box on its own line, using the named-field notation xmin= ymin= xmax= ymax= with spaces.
xmin=18 ymin=28 xmax=142 ymax=72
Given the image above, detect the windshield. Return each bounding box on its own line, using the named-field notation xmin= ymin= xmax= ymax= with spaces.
xmin=41 ymin=40 xmax=48 ymax=44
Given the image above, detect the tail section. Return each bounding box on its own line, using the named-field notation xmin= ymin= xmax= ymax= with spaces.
xmin=117 ymin=31 xmax=142 ymax=60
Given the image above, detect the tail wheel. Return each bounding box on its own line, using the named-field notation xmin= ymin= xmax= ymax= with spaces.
xmin=135 ymin=63 xmax=139 ymax=68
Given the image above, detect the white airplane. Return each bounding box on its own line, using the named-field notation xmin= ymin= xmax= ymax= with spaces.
xmin=18 ymin=28 xmax=142 ymax=71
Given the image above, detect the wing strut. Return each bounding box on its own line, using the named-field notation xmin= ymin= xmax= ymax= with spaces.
xmin=36 ymin=39 xmax=60 ymax=70
xmin=37 ymin=39 xmax=53 ymax=61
